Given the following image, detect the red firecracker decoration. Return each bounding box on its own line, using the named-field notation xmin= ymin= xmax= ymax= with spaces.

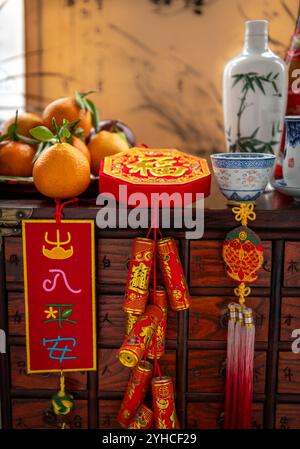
xmin=157 ymin=237 xmax=190 ymax=311
xmin=123 ymin=238 xmax=155 ymax=314
xmin=147 ymin=287 xmax=167 ymax=360
xmin=152 ymin=376 xmax=180 ymax=429
xmin=118 ymin=361 xmax=153 ymax=428
xmin=118 ymin=304 xmax=162 ymax=368
xmin=128 ymin=404 xmax=154 ymax=429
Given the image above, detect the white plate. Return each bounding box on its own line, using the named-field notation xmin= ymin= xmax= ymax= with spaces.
xmin=272 ymin=179 xmax=300 ymax=202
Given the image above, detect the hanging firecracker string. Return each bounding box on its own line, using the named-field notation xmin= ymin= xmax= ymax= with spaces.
xmin=117 ymin=201 xmax=185 ymax=429
xmin=223 ymin=202 xmax=261 ymax=430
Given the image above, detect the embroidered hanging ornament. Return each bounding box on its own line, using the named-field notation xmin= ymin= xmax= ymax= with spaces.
xmin=22 ymin=197 xmax=97 ymax=429
xmin=222 ymin=203 xmax=262 ymax=429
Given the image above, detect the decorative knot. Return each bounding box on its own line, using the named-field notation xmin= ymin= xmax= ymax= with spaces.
xmin=232 ymin=202 xmax=256 ymax=227
xmin=234 ymin=282 xmax=251 ymax=307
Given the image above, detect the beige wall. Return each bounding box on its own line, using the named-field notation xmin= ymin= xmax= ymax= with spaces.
xmin=25 ymin=0 xmax=299 ymax=156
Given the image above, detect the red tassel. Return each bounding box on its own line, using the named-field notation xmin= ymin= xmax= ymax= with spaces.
xmin=225 ymin=303 xmax=255 ymax=429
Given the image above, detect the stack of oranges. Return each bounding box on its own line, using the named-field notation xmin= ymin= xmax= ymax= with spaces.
xmin=0 ymin=92 xmax=133 ymax=199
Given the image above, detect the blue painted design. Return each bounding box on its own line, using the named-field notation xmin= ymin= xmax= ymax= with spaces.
xmin=285 ymin=118 xmax=300 ymax=148
xmin=221 ymin=190 xmax=262 ymax=202
xmin=211 ymin=153 xmax=275 ymax=169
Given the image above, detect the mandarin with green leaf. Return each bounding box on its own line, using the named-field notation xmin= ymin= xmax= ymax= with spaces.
xmin=42 ymin=93 xmax=94 ymax=138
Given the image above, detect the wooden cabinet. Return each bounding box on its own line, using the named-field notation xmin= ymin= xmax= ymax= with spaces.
xmin=1 ymin=189 xmax=300 ymax=429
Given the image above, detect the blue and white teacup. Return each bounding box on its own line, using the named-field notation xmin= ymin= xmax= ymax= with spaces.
xmin=283 ymin=116 xmax=300 ymax=188
xmin=211 ymin=152 xmax=276 ymax=202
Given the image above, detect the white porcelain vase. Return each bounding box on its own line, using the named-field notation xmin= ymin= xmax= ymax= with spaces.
xmin=223 ymin=20 xmax=287 ymax=157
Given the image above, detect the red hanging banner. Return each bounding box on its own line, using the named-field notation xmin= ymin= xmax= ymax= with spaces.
xmin=22 ymin=219 xmax=96 ymax=373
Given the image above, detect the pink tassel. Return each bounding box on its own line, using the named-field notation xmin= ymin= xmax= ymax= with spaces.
xmin=224 ymin=303 xmax=237 ymax=429
xmin=228 ymin=304 xmax=242 ymax=428
xmin=237 ymin=311 xmax=246 ymax=428
xmin=241 ymin=307 xmax=255 ymax=428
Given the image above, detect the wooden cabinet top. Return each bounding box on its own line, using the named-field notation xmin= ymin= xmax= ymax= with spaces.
xmin=0 ymin=180 xmax=299 ymax=234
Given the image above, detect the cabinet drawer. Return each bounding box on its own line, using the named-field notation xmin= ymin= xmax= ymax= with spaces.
xmin=190 ymin=240 xmax=272 ymax=288
xmin=284 ymin=242 xmax=300 ymax=287
xmin=187 ymin=402 xmax=263 ymax=429
xmin=188 ymin=350 xmax=266 ymax=394
xmin=97 ymin=239 xmax=131 ymax=286
xmin=277 ymin=352 xmax=300 ymax=393
xmin=12 ymin=399 xmax=88 ymax=429
xmin=276 ymin=404 xmax=300 ymax=429
xmin=99 ymin=400 xmax=122 ymax=429
xmin=5 ymin=237 xmax=23 ymax=284
xmin=8 ymin=292 xmax=25 ymax=336
xmin=98 ymin=349 xmax=176 ymax=392
xmin=189 ymin=296 xmax=269 ymax=342
xmin=281 ymin=297 xmax=300 ymax=341
xmin=10 ymin=346 xmax=87 ymax=390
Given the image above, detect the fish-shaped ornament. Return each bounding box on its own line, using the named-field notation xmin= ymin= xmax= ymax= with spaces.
xmin=223 ymin=225 xmax=264 ymax=284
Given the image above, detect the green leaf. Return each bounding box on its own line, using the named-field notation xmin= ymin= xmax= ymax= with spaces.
xmin=0 ymin=132 xmax=9 ymax=142
xmin=83 ymin=97 xmax=93 ymax=113
xmin=246 ymin=75 xmax=255 ymax=92
xmin=7 ymin=122 xmax=18 ymax=140
xmin=232 ymin=74 xmax=244 ymax=87
xmin=253 ymin=77 xmax=265 ymax=94
xmin=30 ymin=126 xmax=55 ymax=142
xmin=66 ymin=134 xmax=73 ymax=144
xmin=250 ymin=127 xmax=260 ymax=139
xmin=62 ymin=309 xmax=73 ymax=318
xmin=271 ymin=81 xmax=278 ymax=93
xmin=73 ymin=126 xmax=85 ymax=139
xmin=17 ymin=134 xmax=39 ymax=145
xmin=273 ymin=72 xmax=279 ymax=80
xmin=85 ymin=98 xmax=100 ymax=133
xmin=60 ymin=126 xmax=71 ymax=139
xmin=32 ymin=141 xmax=50 ymax=163
xmin=117 ymin=130 xmax=128 ymax=144
xmin=67 ymin=118 xmax=81 ymax=131
xmin=74 ymin=91 xmax=85 ymax=110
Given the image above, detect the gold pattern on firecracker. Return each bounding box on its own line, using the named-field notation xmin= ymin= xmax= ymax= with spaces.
xmin=129 ymin=262 xmax=151 ymax=294
xmin=125 ymin=313 xmax=139 ymax=337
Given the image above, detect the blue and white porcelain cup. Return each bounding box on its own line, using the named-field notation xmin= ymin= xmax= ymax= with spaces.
xmin=283 ymin=116 xmax=300 ymax=188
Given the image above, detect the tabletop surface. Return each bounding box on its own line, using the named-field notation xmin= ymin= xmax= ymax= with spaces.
xmin=0 ymin=178 xmax=299 ymax=232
